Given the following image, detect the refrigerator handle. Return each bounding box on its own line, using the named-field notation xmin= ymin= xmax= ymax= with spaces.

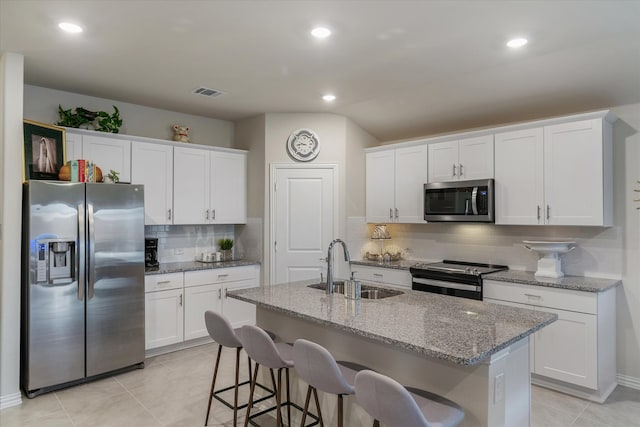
xmin=78 ymin=203 xmax=85 ymax=301
xmin=88 ymin=203 xmax=96 ymax=300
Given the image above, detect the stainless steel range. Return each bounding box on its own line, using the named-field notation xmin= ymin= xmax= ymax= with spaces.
xmin=409 ymin=260 xmax=508 ymax=300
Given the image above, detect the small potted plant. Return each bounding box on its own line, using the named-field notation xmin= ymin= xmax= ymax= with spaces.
xmin=218 ymin=238 xmax=234 ymax=261
xmin=104 ymin=169 xmax=120 ymax=183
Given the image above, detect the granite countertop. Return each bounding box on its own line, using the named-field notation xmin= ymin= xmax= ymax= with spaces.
xmin=350 ymin=259 xmax=419 ymax=270
xmin=228 ymin=279 xmax=556 ymax=366
xmin=484 ymin=270 xmax=621 ymax=293
xmin=145 ymin=259 xmax=260 ymax=275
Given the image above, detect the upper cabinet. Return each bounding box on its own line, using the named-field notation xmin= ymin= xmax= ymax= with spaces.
xmin=131 ymin=141 xmax=173 ymax=225
xmin=65 ymin=130 xmax=131 ymax=182
xmin=495 ymin=114 xmax=614 ymax=226
xmin=428 ymin=135 xmax=493 ymax=182
xmin=366 ymin=144 xmax=428 ymax=223
xmin=173 ymin=146 xmax=247 ymax=225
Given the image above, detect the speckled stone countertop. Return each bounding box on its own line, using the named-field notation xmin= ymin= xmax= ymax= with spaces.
xmin=228 ymin=279 xmax=556 ymax=366
xmin=350 ymin=259 xmax=420 ymax=270
xmin=145 ymin=260 xmax=260 ymax=275
xmin=485 ymin=270 xmax=621 ymax=293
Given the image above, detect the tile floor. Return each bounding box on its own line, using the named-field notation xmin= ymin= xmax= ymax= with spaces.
xmin=1 ymin=343 xmax=639 ymax=426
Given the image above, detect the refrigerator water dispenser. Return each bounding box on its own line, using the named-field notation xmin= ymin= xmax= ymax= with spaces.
xmin=36 ymin=239 xmax=76 ymax=284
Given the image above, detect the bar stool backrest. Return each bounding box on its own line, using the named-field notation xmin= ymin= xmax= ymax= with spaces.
xmin=204 ymin=310 xmax=243 ymax=348
xmin=293 ymin=339 xmax=355 ymax=395
xmin=354 ymin=370 xmax=430 ymax=427
xmin=240 ymin=325 xmax=290 ymax=369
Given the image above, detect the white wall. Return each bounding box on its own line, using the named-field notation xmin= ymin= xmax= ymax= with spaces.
xmin=23 ymin=85 xmax=234 ymax=147
xmin=0 ymin=52 xmax=24 ymax=409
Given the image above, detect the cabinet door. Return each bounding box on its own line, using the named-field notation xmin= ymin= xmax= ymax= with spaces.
xmin=366 ymin=150 xmax=396 ymax=223
xmin=494 ymin=128 xmax=544 ymax=225
xmin=533 ymin=307 xmax=598 ymax=389
xmin=428 ymin=140 xmax=459 ymax=182
xmin=350 ymin=265 xmax=412 ymax=288
xmin=222 ymin=281 xmax=257 ymax=329
xmin=210 ymin=151 xmax=247 ymax=224
xmin=82 ymin=135 xmax=131 ymax=183
xmin=145 ymin=289 xmax=184 ymax=350
xmin=173 ymin=146 xmax=210 ymax=224
xmin=543 ymin=119 xmax=604 ymax=225
xmin=131 ymin=142 xmax=173 ymax=225
xmin=65 ymin=131 xmax=83 ymax=161
xmin=395 ymin=145 xmax=428 ymax=223
xmin=184 ymin=283 xmax=222 ymax=341
xmin=458 ymin=135 xmax=494 ymax=180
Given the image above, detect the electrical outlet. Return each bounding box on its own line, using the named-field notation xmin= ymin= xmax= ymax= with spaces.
xmin=174 ymin=248 xmax=184 ymax=255
xmin=494 ymin=373 xmax=504 ymax=403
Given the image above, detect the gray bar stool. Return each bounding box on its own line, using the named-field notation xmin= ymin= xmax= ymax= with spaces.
xmin=354 ymin=370 xmax=465 ymax=427
xmin=293 ymin=339 xmax=370 ymax=427
xmin=203 ymin=311 xmax=275 ymax=426
xmin=241 ymin=325 xmax=319 ymax=427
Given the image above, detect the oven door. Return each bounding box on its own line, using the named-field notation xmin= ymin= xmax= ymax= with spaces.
xmin=411 ymin=277 xmax=482 ymax=300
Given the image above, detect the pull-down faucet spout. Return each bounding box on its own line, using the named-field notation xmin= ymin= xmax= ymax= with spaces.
xmin=326 ymin=239 xmax=350 ymax=294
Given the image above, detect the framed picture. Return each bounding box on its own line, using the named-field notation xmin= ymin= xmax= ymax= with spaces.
xmin=23 ymin=119 xmax=66 ymax=181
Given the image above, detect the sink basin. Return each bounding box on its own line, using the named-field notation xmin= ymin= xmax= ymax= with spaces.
xmin=307 ymin=282 xmax=403 ymax=299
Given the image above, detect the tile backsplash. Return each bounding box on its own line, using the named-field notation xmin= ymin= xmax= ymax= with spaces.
xmin=145 ymin=224 xmax=236 ymax=263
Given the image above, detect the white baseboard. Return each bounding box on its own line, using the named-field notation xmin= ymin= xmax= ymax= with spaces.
xmin=617 ymin=373 xmax=640 ymax=390
xmin=0 ymin=391 xmax=22 ymax=410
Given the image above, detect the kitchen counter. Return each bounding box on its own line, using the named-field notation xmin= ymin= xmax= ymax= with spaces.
xmin=229 ymin=279 xmax=555 ymax=366
xmin=350 ymin=259 xmax=418 ymax=270
xmin=145 ymin=259 xmax=260 ymax=275
xmin=485 ymin=270 xmax=621 ymax=292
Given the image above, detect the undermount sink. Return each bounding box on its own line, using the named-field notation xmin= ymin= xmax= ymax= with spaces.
xmin=307 ymin=282 xmax=404 ymax=300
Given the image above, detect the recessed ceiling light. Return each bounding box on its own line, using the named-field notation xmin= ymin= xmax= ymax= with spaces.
xmin=322 ymin=94 xmax=336 ymax=102
xmin=311 ymin=27 xmax=331 ymax=39
xmin=58 ymin=22 xmax=83 ymax=33
xmin=506 ymin=38 xmax=528 ymax=48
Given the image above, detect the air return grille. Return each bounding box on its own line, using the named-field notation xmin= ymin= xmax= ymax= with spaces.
xmin=192 ymin=87 xmax=225 ymax=97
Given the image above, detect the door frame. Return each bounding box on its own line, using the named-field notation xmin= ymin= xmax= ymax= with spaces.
xmin=269 ymin=163 xmax=339 ymax=285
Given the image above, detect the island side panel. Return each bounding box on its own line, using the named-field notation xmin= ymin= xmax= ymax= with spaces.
xmin=257 ymin=307 xmax=531 ymax=427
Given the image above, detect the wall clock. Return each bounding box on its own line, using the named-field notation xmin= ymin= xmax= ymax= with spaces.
xmin=286 ymin=128 xmax=320 ymax=162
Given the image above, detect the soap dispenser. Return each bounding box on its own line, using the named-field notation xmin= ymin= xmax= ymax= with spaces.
xmin=345 ymin=271 xmax=362 ymax=300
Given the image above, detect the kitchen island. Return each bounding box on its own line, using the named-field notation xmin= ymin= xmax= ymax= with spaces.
xmin=229 ymin=280 xmax=556 ymax=427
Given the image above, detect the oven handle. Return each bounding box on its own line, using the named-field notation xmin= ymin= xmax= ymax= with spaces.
xmin=412 ymin=277 xmax=480 ymax=292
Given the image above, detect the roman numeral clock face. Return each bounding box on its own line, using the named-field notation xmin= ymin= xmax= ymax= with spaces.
xmin=286 ymin=129 xmax=320 ymax=162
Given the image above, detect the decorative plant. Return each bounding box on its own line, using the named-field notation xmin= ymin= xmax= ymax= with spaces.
xmin=57 ymin=105 xmax=123 ymax=133
xmin=218 ymin=238 xmax=234 ymax=251
xmin=106 ymin=169 xmax=120 ymax=183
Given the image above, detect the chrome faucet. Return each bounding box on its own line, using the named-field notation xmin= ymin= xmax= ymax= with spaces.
xmin=326 ymin=239 xmax=350 ymax=294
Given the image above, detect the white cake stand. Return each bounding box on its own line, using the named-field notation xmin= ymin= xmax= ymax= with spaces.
xmin=523 ymin=241 xmax=576 ymax=278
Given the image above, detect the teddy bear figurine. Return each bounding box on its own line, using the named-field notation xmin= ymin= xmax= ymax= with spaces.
xmin=172 ymin=125 xmax=190 ymax=143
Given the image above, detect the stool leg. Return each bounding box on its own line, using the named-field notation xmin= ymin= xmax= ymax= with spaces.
xmin=244 ymin=362 xmax=260 ymax=427
xmin=286 ymin=368 xmax=292 ymax=425
xmin=300 ymin=385 xmax=312 ymax=427
xmin=313 ymin=387 xmax=324 ymax=427
xmin=337 ymin=394 xmax=343 ymax=427
xmin=233 ymin=347 xmax=241 ymax=426
xmin=276 ymin=368 xmax=283 ymax=427
xmin=205 ymin=344 xmax=222 ymax=426
xmin=372 ymin=420 xmax=380 ymax=427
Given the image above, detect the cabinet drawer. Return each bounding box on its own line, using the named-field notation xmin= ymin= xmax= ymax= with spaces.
xmin=483 ymin=280 xmax=597 ymax=314
xmin=350 ymin=265 xmax=411 ymax=288
xmin=184 ymin=265 xmax=257 ymax=287
xmin=145 ymin=272 xmax=184 ymax=292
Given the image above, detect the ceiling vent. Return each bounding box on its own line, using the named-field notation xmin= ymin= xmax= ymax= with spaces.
xmin=192 ymin=87 xmax=225 ymax=97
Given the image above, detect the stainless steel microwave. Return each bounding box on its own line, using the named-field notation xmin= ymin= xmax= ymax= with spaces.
xmin=424 ymin=179 xmax=495 ymax=222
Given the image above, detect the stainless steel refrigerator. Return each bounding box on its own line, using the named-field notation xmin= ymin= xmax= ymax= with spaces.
xmin=21 ymin=181 xmax=145 ymax=397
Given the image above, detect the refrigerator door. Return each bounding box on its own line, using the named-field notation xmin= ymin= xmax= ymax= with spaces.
xmin=85 ymin=183 xmax=145 ymax=377
xmin=22 ymin=181 xmax=85 ymax=392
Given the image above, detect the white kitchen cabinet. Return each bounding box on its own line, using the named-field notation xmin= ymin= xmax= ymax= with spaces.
xmin=131 ymin=141 xmax=173 ymax=224
xmin=428 ymin=135 xmax=493 ymax=183
xmin=65 ymin=130 xmax=131 ymax=183
xmin=365 ymin=144 xmax=428 ymax=223
xmin=173 ymin=146 xmax=247 ymax=225
xmin=484 ymin=279 xmax=616 ymax=402
xmin=184 ymin=283 xmax=222 ymax=341
xmin=495 ymin=114 xmax=614 ymax=226
xmin=144 ymin=273 xmax=184 ymax=350
xmin=350 ymin=265 xmax=412 ymax=288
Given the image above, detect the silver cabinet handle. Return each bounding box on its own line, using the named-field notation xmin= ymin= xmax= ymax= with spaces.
xmin=218 ymin=274 xmax=229 ymax=279
xmin=157 ymin=280 xmax=170 ymax=285
xmin=537 ymin=205 xmax=541 ymax=220
xmin=546 ymin=205 xmax=550 ymax=220
xmin=224 ymin=288 xmax=228 ymax=299
xmin=452 ymin=164 xmax=457 ymax=176
xmin=459 ymin=163 xmax=463 ymax=176
xmin=395 ymin=208 xmax=398 ymax=219
xmin=218 ymin=288 xmax=222 ymax=299
xmin=389 ymin=208 xmax=393 ymax=220
xmin=524 ymin=293 xmax=541 ymax=299
xmin=206 ymin=209 xmax=210 ymax=220
xmin=179 ymin=294 xmax=183 ymax=306
xmin=168 ymin=208 xmax=172 ymax=220
xmin=212 ymin=209 xmax=215 ymax=220
xmin=373 ymin=273 xmax=383 ymax=277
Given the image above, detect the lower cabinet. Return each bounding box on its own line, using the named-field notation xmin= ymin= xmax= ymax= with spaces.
xmin=484 ymin=279 xmax=616 ymax=402
xmin=145 ymin=265 xmax=260 ymax=351
xmin=349 ymin=265 xmax=412 ymax=288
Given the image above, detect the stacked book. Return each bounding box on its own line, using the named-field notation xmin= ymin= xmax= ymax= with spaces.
xmin=67 ymin=160 xmax=99 ymax=182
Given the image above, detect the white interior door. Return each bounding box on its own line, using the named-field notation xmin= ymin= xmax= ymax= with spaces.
xmin=272 ymin=165 xmax=336 ymax=285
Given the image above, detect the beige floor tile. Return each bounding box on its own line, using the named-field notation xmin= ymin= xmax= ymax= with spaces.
xmin=531 ymin=398 xmax=579 ymax=427
xmin=1 ymin=409 xmax=74 ymax=427
xmin=532 ymin=385 xmax=590 ymax=417
xmin=0 ymin=393 xmax=63 ymax=425
xmin=67 ymin=392 xmax=159 ymax=427
xmin=574 ymin=386 xmax=640 ymax=427
xmin=55 ymin=376 xmax=128 ymax=413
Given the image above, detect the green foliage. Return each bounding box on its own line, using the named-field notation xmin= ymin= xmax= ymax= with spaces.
xmin=218 ymin=238 xmax=234 ymax=250
xmin=107 ymin=169 xmax=120 ymax=183
xmin=56 ymin=105 xmax=123 ymax=133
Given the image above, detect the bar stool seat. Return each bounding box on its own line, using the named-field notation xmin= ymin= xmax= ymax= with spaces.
xmin=354 ymin=370 xmax=465 ymax=427
xmin=204 ymin=311 xmax=275 ymax=426
xmin=293 ymin=339 xmax=371 ymax=427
